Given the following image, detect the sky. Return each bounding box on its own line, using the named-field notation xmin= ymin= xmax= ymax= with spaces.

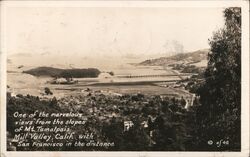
xmin=3 ymin=7 xmax=225 ymax=57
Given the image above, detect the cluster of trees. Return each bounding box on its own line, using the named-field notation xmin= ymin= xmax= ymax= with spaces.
xmin=6 ymin=93 xmax=191 ymax=151
xmin=24 ymin=67 xmax=101 ymax=78
xmin=195 ymin=7 xmax=241 ymax=150
xmin=60 ymin=68 xmax=100 ymax=78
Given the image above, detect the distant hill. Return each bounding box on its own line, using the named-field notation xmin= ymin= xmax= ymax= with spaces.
xmin=139 ymin=49 xmax=209 ymax=67
xmin=23 ymin=67 xmax=101 ymax=78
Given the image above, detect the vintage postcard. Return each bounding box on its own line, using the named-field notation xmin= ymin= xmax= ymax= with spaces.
xmin=0 ymin=1 xmax=249 ymax=157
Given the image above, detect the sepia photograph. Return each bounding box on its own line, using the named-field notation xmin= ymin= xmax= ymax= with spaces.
xmin=0 ymin=1 xmax=249 ymax=157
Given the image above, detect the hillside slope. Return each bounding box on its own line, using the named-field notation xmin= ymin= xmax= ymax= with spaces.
xmin=139 ymin=49 xmax=209 ymax=67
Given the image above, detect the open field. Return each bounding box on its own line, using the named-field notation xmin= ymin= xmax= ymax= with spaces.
xmin=54 ymin=84 xmax=190 ymax=97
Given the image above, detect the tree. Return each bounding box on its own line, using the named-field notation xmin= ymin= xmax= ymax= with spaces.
xmin=44 ymin=87 xmax=53 ymax=95
xmin=50 ymin=97 xmax=58 ymax=106
xmin=108 ymin=71 xmax=114 ymax=76
xmin=197 ymin=8 xmax=241 ymax=150
xmin=180 ymin=97 xmax=186 ymax=108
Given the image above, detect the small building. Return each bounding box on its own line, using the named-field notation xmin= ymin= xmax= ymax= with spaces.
xmin=51 ymin=77 xmax=77 ymax=84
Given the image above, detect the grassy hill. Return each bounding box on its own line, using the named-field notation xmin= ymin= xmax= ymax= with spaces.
xmin=23 ymin=66 xmax=101 ymax=78
xmin=139 ymin=49 xmax=209 ymax=67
